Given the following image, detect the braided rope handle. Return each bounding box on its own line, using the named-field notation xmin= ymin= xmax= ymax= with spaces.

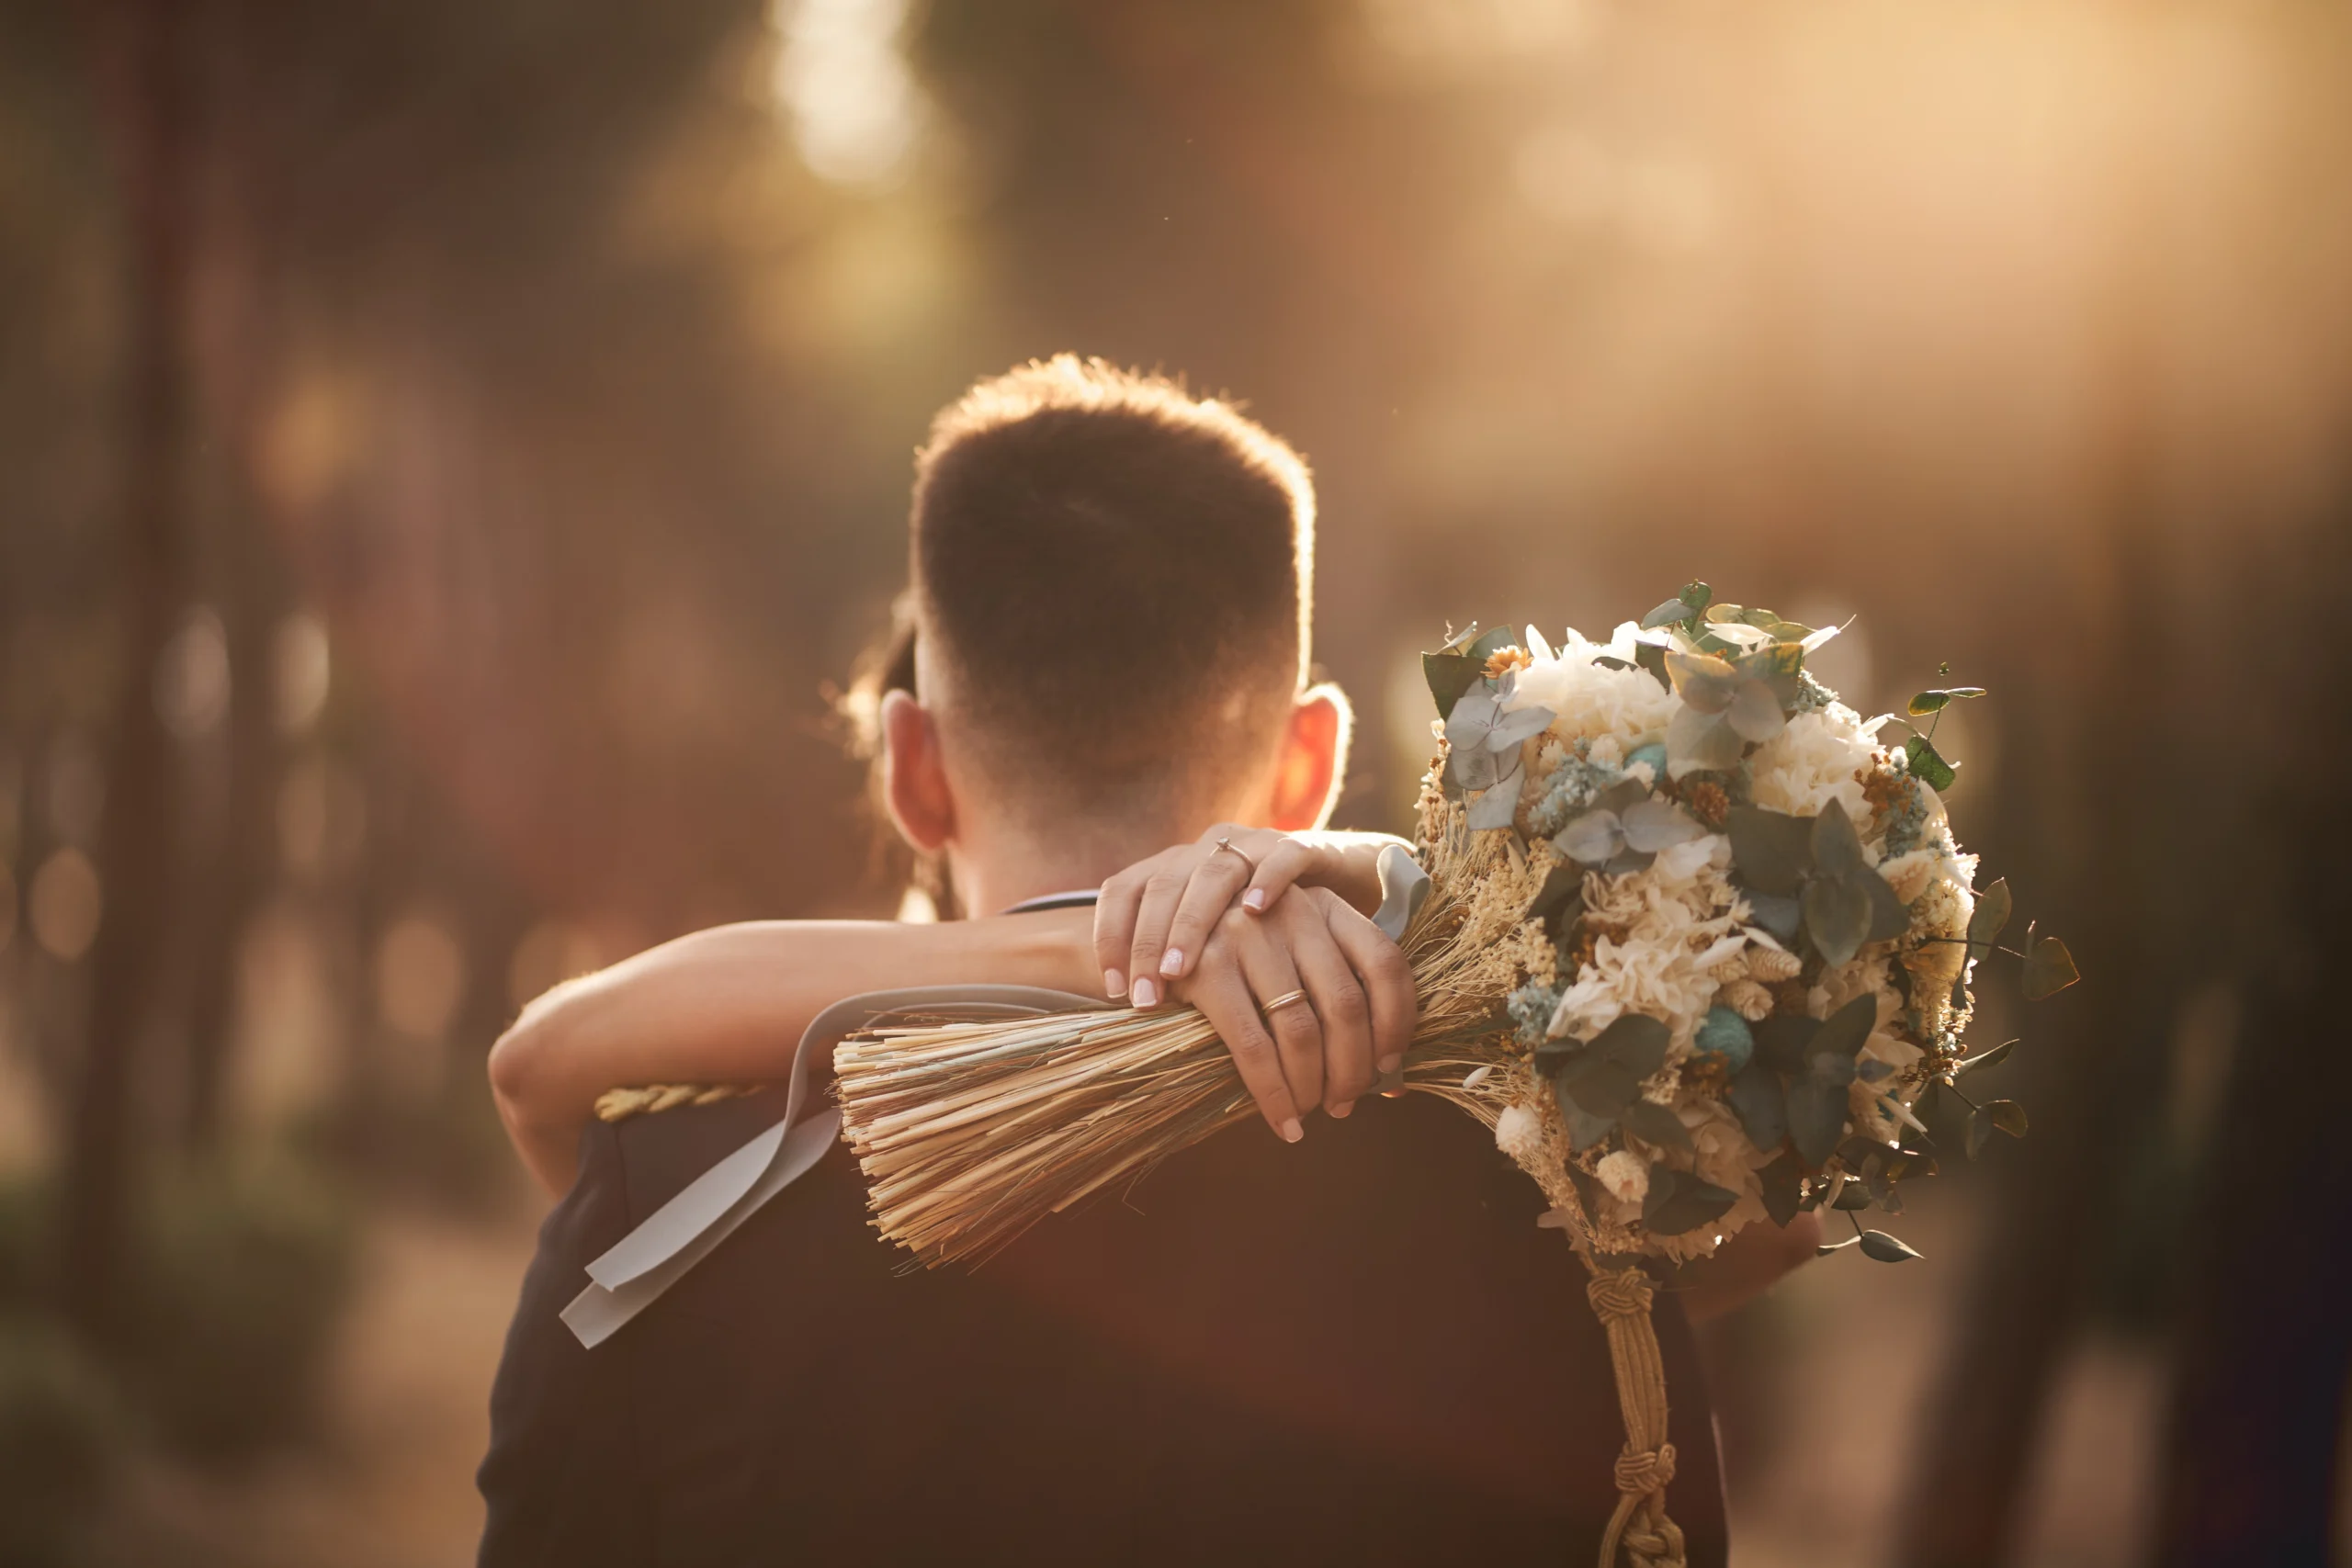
xmin=1584 ymin=1266 xmax=1688 ymax=1568
xmin=593 ymin=1082 xmax=761 ymax=1123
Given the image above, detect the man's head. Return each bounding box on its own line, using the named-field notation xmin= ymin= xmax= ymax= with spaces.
xmin=876 ymin=356 xmax=1349 ymax=909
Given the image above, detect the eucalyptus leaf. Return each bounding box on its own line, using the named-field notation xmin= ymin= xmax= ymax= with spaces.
xmin=1832 ymin=1179 xmax=1875 ymax=1211
xmin=1745 ymin=891 xmax=1803 ymax=944
xmin=1597 ymin=777 xmax=1652 ymax=815
xmin=1642 ymin=597 xmax=1695 ymax=630
xmin=1622 ymin=797 xmax=1706 ymax=852
xmin=1726 ymin=807 xmax=1813 ymax=897
xmin=1953 ymin=1038 xmax=2016 ymax=1078
xmin=1643 ymin=1168 xmax=1739 ymax=1236
xmin=1558 ymin=1056 xmax=1641 ymax=1118
xmin=1985 ymin=1099 xmax=2029 ymax=1138
xmin=1532 ymin=1040 xmax=1582 ymax=1077
xmin=1751 ymin=1015 xmax=1818 ymax=1075
xmin=1759 ymin=1154 xmax=1804 ymax=1227
xmin=1862 ymin=870 xmax=1911 ymax=944
xmin=1727 ymin=1061 xmax=1790 ymax=1150
xmin=1422 ymin=651 xmax=1484 ymax=721
xmin=1856 ymin=1057 xmax=1895 ymax=1084
xmin=1467 ymin=626 xmax=1515 ymax=663
xmin=1803 ymin=874 xmax=1872 ymax=966
xmin=1556 ymin=809 xmax=1626 ymax=865
xmin=1736 ymin=641 xmax=1807 ymax=696
xmin=1524 ymin=864 xmax=1584 ymax=931
xmin=1727 ymin=680 xmax=1789 ymax=743
xmin=1443 ymin=688 xmax=1501 ymax=749
xmin=1551 ymin=1073 xmax=1618 ymax=1152
xmin=1439 ymin=622 xmax=1484 ymax=653
xmin=1464 ymin=778 xmax=1521 ymax=830
xmin=1811 ymin=800 xmax=1866 ymax=880
xmin=1812 ymin=994 xmax=1879 ymax=1062
xmin=1786 ymin=1074 xmax=1849 ymax=1168
xmin=2021 ymin=934 xmax=2081 ymax=1000
xmin=1451 ymin=741 xmax=1505 ymax=792
xmin=1602 ymin=847 xmax=1658 ymax=876
xmin=1907 ymin=686 xmax=1986 ymax=716
xmin=1619 ymin=1100 xmax=1694 ymax=1155
xmin=1590 ymin=1013 xmax=1672 ymax=1078
xmin=1964 ymin=1108 xmax=1993 ymax=1160
xmin=1905 ymin=733 xmax=1958 ymax=792
xmin=1859 ymin=1229 xmax=1923 ymax=1263
xmin=1595 ymin=654 xmax=1636 ymax=671
xmin=1486 ymin=704 xmax=1557 ymax=751
xmin=1679 ymin=581 xmax=1713 ymax=613
xmin=1816 ymin=1235 xmax=1860 ymax=1255
xmin=1968 ymin=877 xmax=2014 ymax=946
xmin=1668 ymin=706 xmax=1747 ymax=778
xmin=1634 ymin=640 xmax=1670 ymax=690
xmin=1665 ymin=650 xmax=1741 ymax=713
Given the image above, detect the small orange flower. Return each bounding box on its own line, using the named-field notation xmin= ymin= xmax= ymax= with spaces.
xmin=1685 ymin=780 xmax=1730 ymax=829
xmin=1484 ymin=646 xmax=1532 ymax=678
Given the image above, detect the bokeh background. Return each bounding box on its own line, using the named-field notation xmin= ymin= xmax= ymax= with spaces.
xmin=3 ymin=0 xmax=2349 ymax=1563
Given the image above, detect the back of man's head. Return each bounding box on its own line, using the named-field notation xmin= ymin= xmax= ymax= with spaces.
xmin=910 ymin=355 xmax=1316 ymax=828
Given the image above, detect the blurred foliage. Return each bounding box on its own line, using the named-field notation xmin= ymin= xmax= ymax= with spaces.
xmin=0 ymin=1159 xmax=355 ymax=1466
xmin=115 ymin=1158 xmax=357 ymax=1458
xmin=0 ymin=1314 xmax=122 ymax=1568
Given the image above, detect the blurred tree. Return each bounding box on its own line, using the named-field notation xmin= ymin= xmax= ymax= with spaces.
xmin=60 ymin=0 xmax=198 ymax=1338
xmin=2152 ymin=496 xmax=2352 ymax=1566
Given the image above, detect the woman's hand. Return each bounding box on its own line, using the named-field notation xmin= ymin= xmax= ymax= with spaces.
xmin=1171 ymin=885 xmax=1417 ymax=1143
xmin=1091 ymin=825 xmax=1408 ymax=1006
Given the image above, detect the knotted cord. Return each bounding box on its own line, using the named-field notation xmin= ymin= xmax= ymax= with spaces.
xmin=594 ymin=1081 xmax=759 ymax=1122
xmin=1582 ymin=1263 xmax=1688 ymax=1568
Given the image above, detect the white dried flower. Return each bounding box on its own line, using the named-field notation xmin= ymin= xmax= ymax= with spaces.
xmin=1747 ymin=705 xmax=1882 ymax=820
xmin=1494 ymin=1103 xmax=1543 ymax=1163
xmin=1879 ymin=849 xmax=1937 ymax=906
xmin=1500 ymin=624 xmax=1679 ymax=739
xmin=1597 ymin=1149 xmax=1650 ymax=1204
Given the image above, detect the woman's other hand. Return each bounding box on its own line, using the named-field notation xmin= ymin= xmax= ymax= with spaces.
xmin=1091 ymin=824 xmax=1406 ymax=1006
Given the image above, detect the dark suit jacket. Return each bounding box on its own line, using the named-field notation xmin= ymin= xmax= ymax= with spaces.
xmin=479 ymin=1089 xmax=1727 ymax=1567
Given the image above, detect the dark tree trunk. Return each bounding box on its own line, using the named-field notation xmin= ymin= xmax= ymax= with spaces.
xmin=1892 ymin=327 xmax=2185 ymax=1565
xmin=60 ymin=0 xmax=196 ymax=1337
xmin=2152 ymin=497 xmax=2352 ymax=1567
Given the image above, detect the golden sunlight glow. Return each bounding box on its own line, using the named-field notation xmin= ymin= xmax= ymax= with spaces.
xmin=766 ymin=0 xmax=925 ymax=186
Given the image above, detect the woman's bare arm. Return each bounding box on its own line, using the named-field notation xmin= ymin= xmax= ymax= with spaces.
xmin=488 ymin=908 xmax=1101 ymax=1195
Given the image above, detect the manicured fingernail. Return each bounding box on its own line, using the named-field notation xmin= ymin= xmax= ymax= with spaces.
xmin=1280 ymin=1118 xmax=1305 ymax=1144
xmin=1131 ymin=976 xmax=1159 ymax=1008
xmin=1330 ymin=1100 xmax=1355 ymax=1119
xmin=1376 ymin=1055 xmax=1404 ymax=1076
xmin=1103 ymin=968 xmax=1126 ymax=998
xmin=1159 ymin=948 xmax=1184 ymax=977
xmin=1243 ymin=889 xmax=1268 ymax=912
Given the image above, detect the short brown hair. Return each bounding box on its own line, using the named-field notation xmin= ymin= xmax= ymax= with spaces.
xmin=907 ymin=356 xmax=1315 ymax=820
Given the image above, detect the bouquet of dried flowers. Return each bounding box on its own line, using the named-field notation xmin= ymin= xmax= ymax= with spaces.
xmin=829 ymin=582 xmax=2077 ymax=1568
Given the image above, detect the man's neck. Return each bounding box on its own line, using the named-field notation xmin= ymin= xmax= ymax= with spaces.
xmin=949 ymin=833 xmax=1182 ymax=919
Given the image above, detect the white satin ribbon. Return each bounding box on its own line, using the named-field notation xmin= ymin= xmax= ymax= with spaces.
xmin=561 ymin=985 xmax=1107 ymax=1348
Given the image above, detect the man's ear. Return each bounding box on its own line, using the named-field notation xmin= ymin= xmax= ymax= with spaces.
xmin=880 ymin=689 xmax=956 ymax=852
xmin=1267 ymin=682 xmax=1352 ymax=832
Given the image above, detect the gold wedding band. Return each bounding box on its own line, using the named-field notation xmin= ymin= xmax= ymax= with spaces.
xmin=1214 ymin=836 xmax=1258 ymax=876
xmin=1260 ymin=988 xmax=1311 ymax=1017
